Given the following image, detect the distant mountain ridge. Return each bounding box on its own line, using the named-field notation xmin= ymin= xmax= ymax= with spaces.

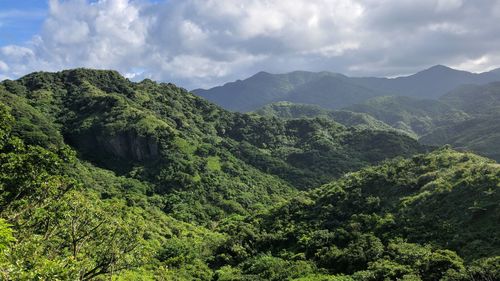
xmin=255 ymin=101 xmax=399 ymax=133
xmin=338 ymin=81 xmax=500 ymax=161
xmin=345 ymin=95 xmax=470 ymax=137
xmin=193 ymin=65 xmax=500 ymax=112
xmin=420 ymin=81 xmax=500 ymax=161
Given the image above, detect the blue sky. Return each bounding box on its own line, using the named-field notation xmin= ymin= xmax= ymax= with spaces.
xmin=0 ymin=0 xmax=48 ymax=45
xmin=1 ymin=0 xmax=500 ymax=89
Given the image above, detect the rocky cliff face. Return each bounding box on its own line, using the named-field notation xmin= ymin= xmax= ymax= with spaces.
xmin=98 ymin=131 xmax=159 ymax=161
xmin=67 ymin=129 xmax=160 ymax=164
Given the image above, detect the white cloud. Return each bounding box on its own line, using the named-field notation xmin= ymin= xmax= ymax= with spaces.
xmin=1 ymin=45 xmax=35 ymax=58
xmin=1 ymin=0 xmax=500 ymax=88
xmin=450 ymin=55 xmax=498 ymax=73
xmin=436 ymin=0 xmax=463 ymax=12
xmin=0 ymin=60 xmax=9 ymax=72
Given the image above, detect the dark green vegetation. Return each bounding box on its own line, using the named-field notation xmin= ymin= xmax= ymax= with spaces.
xmin=0 ymin=69 xmax=499 ymax=280
xmin=345 ymin=96 xmax=470 ymax=138
xmin=195 ymin=65 xmax=500 ymax=162
xmin=256 ymin=101 xmax=406 ymax=133
xmin=194 ymin=65 xmax=500 ymax=112
xmin=212 ymin=148 xmax=500 ymax=280
xmin=289 ymin=82 xmax=499 ymax=161
xmin=419 ymin=82 xmax=500 ymax=161
xmin=334 ymin=92 xmax=500 ymax=162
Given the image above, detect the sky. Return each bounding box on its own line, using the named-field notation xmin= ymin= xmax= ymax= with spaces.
xmin=1 ymin=0 xmax=500 ymax=89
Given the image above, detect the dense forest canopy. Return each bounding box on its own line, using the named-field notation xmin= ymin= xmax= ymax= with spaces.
xmin=0 ymin=69 xmax=498 ymax=280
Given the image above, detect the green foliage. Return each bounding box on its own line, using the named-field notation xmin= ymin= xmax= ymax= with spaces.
xmin=346 ymin=95 xmax=470 ymax=137
xmin=1 ymin=68 xmax=425 ymax=223
xmin=255 ymin=101 xmax=399 ymax=132
xmin=213 ymin=148 xmax=500 ymax=280
xmin=466 ymin=256 xmax=500 ymax=281
xmin=0 ymin=69 xmax=498 ymax=280
xmin=0 ymin=219 xmax=14 ymax=252
xmin=420 ymin=82 xmax=500 ymax=161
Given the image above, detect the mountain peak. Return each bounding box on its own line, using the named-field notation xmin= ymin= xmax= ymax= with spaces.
xmin=425 ymin=64 xmax=455 ymax=72
xmin=410 ymin=64 xmax=467 ymax=78
xmin=251 ymin=71 xmax=272 ymax=78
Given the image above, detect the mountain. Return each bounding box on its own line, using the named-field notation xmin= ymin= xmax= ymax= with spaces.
xmin=0 ymin=69 xmax=426 ymax=193
xmin=419 ymin=81 xmax=500 ymax=161
xmin=194 ymin=71 xmax=337 ymax=112
xmin=0 ymin=100 xmax=227 ymax=280
xmin=283 ymin=75 xmax=383 ymax=109
xmin=193 ymin=65 xmax=500 ymax=112
xmin=440 ymin=82 xmax=500 ymax=116
xmin=420 ymin=114 xmax=500 ymax=161
xmin=214 ymin=148 xmax=500 ymax=280
xmin=255 ymin=101 xmax=397 ymax=132
xmin=352 ymin=65 xmax=500 ymax=99
xmin=345 ymin=95 xmax=470 ymax=137
xmin=0 ymin=68 xmax=498 ymax=280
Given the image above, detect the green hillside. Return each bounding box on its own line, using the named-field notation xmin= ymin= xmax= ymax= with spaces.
xmin=0 ymin=69 xmax=424 ymax=195
xmin=420 ymin=82 xmax=500 ymax=161
xmin=346 ymin=96 xmax=470 ymax=137
xmin=440 ymin=82 xmax=500 ymax=116
xmin=420 ymin=115 xmax=500 ymax=161
xmin=255 ymin=101 xmax=398 ymax=132
xmin=283 ymin=75 xmax=383 ymax=109
xmin=0 ymin=102 xmax=227 ymax=279
xmin=0 ymin=69 xmax=498 ymax=280
xmin=0 ymin=69 xmax=297 ymax=222
xmin=213 ymin=148 xmax=500 ymax=280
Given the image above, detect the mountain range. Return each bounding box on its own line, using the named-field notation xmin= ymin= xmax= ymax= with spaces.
xmin=194 ymin=65 xmax=500 ymax=112
xmin=0 ymin=68 xmax=498 ymax=280
xmin=255 ymin=85 xmax=500 ymax=162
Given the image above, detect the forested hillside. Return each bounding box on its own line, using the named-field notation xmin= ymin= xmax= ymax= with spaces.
xmin=345 ymin=96 xmax=470 ymax=137
xmin=256 ymin=101 xmax=409 ymax=133
xmin=0 ymin=69 xmax=498 ymax=280
xmin=420 ymin=82 xmax=500 ymax=161
xmin=199 ymin=66 xmax=500 ymax=162
xmin=212 ymin=148 xmax=500 ymax=280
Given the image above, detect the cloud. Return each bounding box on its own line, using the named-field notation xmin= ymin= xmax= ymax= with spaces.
xmin=0 ymin=60 xmax=9 ymax=72
xmin=1 ymin=0 xmax=500 ymax=88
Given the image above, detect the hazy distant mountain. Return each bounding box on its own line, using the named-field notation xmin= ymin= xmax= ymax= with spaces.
xmin=352 ymin=65 xmax=500 ymax=99
xmin=193 ymin=65 xmax=500 ymax=112
xmin=420 ymin=82 xmax=500 ymax=160
xmin=194 ymin=71 xmax=337 ymax=111
xmin=255 ymin=101 xmax=397 ymax=132
xmin=440 ymin=81 xmax=500 ymax=115
xmin=420 ymin=114 xmax=500 ymax=161
xmin=345 ymin=95 xmax=470 ymax=137
xmin=283 ymin=75 xmax=384 ymax=109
